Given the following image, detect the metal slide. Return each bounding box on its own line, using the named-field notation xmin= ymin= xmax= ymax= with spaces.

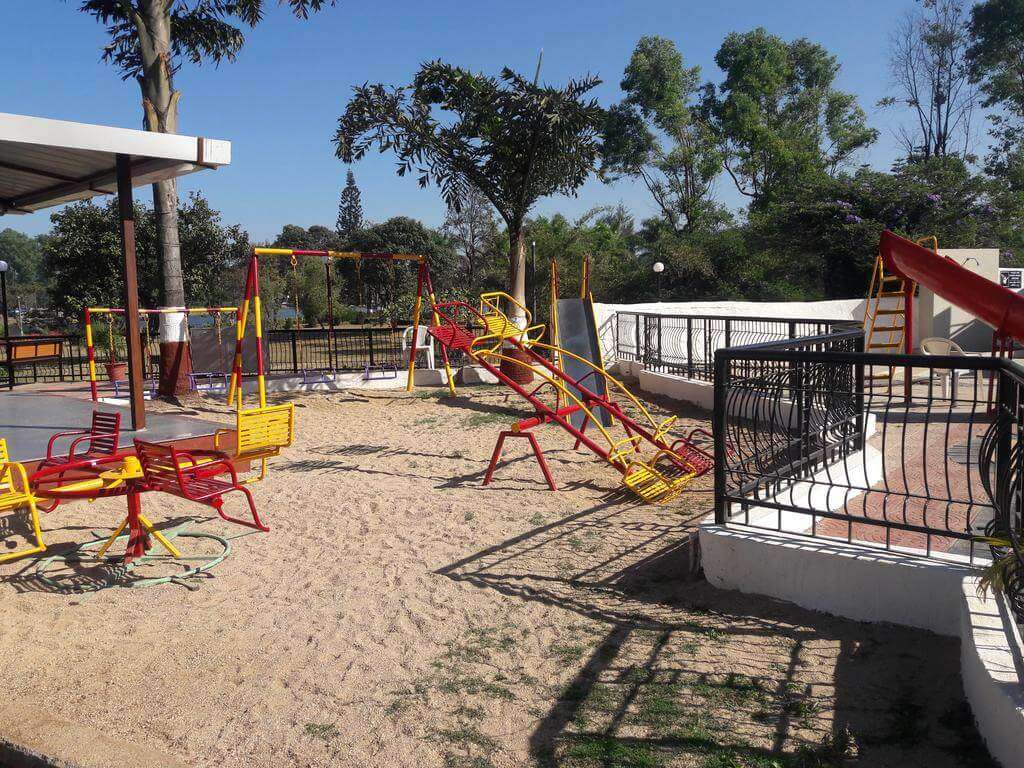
xmin=554 ymin=297 xmax=613 ymax=429
xmin=880 ymin=231 xmax=1024 ymax=347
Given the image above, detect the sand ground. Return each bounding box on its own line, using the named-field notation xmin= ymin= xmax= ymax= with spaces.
xmin=0 ymin=385 xmax=993 ymax=767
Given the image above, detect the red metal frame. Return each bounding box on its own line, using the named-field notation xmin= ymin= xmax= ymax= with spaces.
xmin=428 ymin=301 xmax=695 ymax=478
xmin=484 ymin=430 xmax=557 ymax=491
xmin=134 ymin=440 xmax=268 ymax=532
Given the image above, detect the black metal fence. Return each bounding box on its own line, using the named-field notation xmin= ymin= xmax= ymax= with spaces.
xmin=711 ymin=328 xmax=1022 ymax=563
xmin=615 ymin=312 xmax=859 ymax=382
xmin=2 ymin=326 xmax=464 ymax=386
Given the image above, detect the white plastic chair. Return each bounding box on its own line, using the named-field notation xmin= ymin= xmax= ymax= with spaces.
xmin=920 ymin=337 xmax=976 ymax=403
xmin=402 ymin=325 xmax=435 ymax=370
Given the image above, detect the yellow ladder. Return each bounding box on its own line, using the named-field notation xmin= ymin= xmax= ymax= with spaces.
xmin=863 ymin=253 xmax=912 ymax=391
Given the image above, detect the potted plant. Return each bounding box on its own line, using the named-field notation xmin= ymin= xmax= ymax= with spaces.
xmin=102 ymin=318 xmax=126 ymax=382
xmin=976 ymin=531 xmax=1024 ymax=618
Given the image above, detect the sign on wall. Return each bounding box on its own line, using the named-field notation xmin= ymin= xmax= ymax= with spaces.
xmin=1000 ymin=268 xmax=1024 ymax=292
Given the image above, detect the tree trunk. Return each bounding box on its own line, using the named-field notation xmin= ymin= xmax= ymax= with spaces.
xmin=507 ymin=224 xmax=528 ymax=312
xmin=136 ymin=1 xmax=191 ymax=396
xmin=500 ymin=221 xmax=533 ymax=384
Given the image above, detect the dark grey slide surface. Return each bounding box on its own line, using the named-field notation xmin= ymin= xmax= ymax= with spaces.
xmin=556 ymin=298 xmax=612 ymax=429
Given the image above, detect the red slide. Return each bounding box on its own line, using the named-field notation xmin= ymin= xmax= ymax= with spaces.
xmin=880 ymin=230 xmax=1024 ymax=346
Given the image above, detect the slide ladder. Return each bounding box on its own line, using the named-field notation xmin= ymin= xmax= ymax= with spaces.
xmin=428 ymin=294 xmax=703 ymax=503
xmin=863 ymin=251 xmax=913 ymax=391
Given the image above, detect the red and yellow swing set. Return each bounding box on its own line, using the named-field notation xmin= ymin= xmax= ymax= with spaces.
xmin=223 ymin=248 xmax=456 ymax=479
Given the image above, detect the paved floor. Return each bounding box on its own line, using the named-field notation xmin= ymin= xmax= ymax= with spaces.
xmin=0 ymin=389 xmax=219 ymax=461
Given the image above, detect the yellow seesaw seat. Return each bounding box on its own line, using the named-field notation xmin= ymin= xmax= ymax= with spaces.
xmin=0 ymin=438 xmax=45 ymax=564
xmin=215 ymin=403 xmax=295 ymax=483
xmin=622 ymin=450 xmax=697 ymax=504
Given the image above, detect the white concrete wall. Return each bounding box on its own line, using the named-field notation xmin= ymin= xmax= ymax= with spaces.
xmin=960 ymin=578 xmax=1024 ymax=768
xmin=700 ymin=524 xmax=973 ymax=635
xmin=919 ymin=249 xmax=1001 ymax=352
xmin=594 ymin=299 xmax=866 ymax=365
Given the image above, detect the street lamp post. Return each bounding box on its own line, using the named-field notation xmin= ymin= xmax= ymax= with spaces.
xmin=652 ymin=261 xmax=665 ymax=302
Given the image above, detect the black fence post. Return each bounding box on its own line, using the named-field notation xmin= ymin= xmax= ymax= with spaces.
xmin=367 ymin=328 xmax=375 ymax=367
xmin=713 ymin=350 xmax=729 ymax=524
xmin=854 ymin=332 xmax=866 ymax=452
xmin=656 ymin=315 xmax=663 ymax=372
xmin=290 ymin=330 xmax=299 ymax=374
xmin=634 ymin=313 xmax=640 ymax=363
xmin=686 ymin=317 xmax=694 ymax=379
xmin=997 ymin=368 xmax=1015 ymax=534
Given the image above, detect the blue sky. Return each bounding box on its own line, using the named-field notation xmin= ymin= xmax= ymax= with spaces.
xmin=3 ymin=0 xmax=919 ymax=240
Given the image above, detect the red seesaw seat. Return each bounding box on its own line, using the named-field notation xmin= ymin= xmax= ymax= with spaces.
xmin=134 ymin=439 xmax=269 ymax=532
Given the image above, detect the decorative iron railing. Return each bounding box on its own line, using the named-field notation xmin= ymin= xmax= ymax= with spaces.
xmin=712 ymin=329 xmax=1023 ymax=564
xmin=614 ymin=312 xmax=859 ymax=382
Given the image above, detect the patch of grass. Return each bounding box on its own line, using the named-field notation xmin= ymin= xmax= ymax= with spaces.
xmin=564 ymin=737 xmax=662 ymax=768
xmin=551 ymin=642 xmax=587 ymax=665
xmin=415 ymin=388 xmax=450 ymax=399
xmin=303 ymin=722 xmax=339 ymax=741
xmin=433 ymin=725 xmax=498 ymax=752
xmin=877 ymin=683 xmax=925 ymax=747
xmin=465 ymin=411 xmax=515 ymax=427
xmin=529 ymin=512 xmax=545 ymax=526
xmin=635 ymin=683 xmax=683 ymax=729
xmin=779 ymin=683 xmax=820 ymax=727
xmin=704 ymin=627 xmax=724 ymax=642
xmin=414 ymin=416 xmax=441 ymax=426
xmin=464 ymin=510 xmax=476 ymax=522
xmin=567 ymin=535 xmax=584 ymax=551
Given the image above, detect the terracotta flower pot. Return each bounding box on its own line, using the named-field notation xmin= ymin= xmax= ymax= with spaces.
xmin=105 ymin=361 xmax=127 ymax=382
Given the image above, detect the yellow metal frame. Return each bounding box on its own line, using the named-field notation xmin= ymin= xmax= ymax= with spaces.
xmin=0 ymin=438 xmax=45 ymax=564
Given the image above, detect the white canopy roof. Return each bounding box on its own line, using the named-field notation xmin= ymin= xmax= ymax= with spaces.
xmin=0 ymin=112 xmax=231 ymax=214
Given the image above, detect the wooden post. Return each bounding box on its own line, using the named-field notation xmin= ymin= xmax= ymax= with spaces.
xmin=116 ymin=154 xmax=145 ymax=430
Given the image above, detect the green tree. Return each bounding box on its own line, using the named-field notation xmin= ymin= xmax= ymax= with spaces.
xmin=334 ymin=60 xmax=605 ymax=315
xmin=347 ymin=216 xmax=459 ymax=322
xmin=336 ymin=170 xmax=364 ymax=240
xmin=441 ymin=186 xmax=501 ymax=291
xmin=968 ymin=0 xmax=1024 ymax=187
xmin=602 ymin=36 xmax=724 ymax=233
xmin=0 ymin=229 xmax=47 ymax=308
xmin=76 ymin=0 xmax=338 ymax=361
xmin=42 ymin=193 xmax=248 ymax=323
xmin=708 ymin=28 xmax=877 ymax=207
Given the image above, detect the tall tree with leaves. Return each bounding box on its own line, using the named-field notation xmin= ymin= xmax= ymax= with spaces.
xmin=441 ymin=186 xmax=500 ymax=290
xmin=334 ymin=61 xmax=605 ymax=315
xmin=602 ymin=36 xmax=723 ymax=233
xmin=968 ymin=0 xmax=1024 ymax=187
xmin=76 ymin=0 xmax=337 ymax=391
xmin=336 ymin=169 xmax=364 ymax=240
xmin=708 ymin=28 xmax=877 ymax=208
xmin=882 ymin=0 xmax=977 ymax=161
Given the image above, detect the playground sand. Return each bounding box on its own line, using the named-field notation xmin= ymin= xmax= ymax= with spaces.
xmin=0 ymin=386 xmax=986 ymax=767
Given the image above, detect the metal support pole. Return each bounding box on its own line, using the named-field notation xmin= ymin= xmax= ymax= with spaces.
xmin=116 ymin=154 xmax=145 ymax=430
xmin=325 ymin=257 xmax=335 ymax=371
xmin=713 ymin=352 xmax=729 ymax=524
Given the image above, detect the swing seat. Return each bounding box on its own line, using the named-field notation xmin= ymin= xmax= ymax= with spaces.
xmin=0 ymin=439 xmax=45 ymax=564
xmin=621 ymin=450 xmax=696 ymax=504
xmin=214 ymin=403 xmax=294 ymax=481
